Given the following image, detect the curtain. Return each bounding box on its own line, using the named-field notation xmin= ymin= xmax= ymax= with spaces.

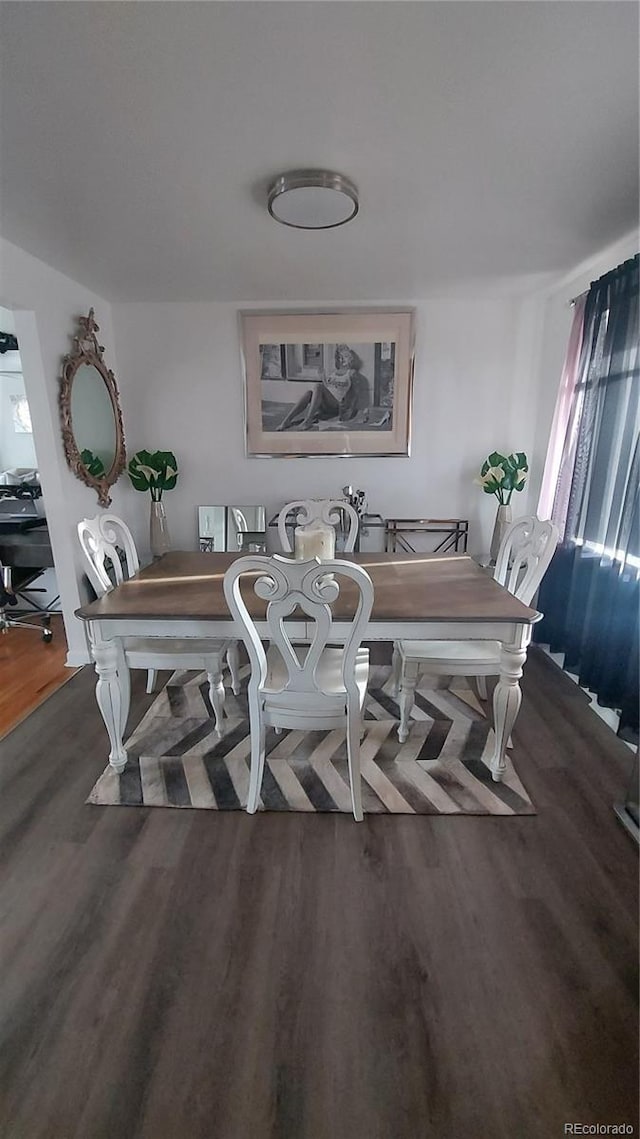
xmin=535 ymin=254 xmax=639 ymax=742
xmin=537 ymin=293 xmax=586 ymax=527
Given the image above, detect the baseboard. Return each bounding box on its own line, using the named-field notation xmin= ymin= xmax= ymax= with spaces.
xmin=66 ymin=649 xmax=91 ymax=668
xmin=614 ymin=803 xmax=640 ymax=846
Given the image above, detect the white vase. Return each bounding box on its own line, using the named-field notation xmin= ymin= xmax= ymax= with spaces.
xmin=490 ymin=503 xmax=512 ymax=562
xmin=150 ymin=498 xmax=171 ymax=559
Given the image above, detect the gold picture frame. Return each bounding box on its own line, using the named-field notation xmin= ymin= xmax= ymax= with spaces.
xmin=241 ymin=309 xmax=414 ymax=457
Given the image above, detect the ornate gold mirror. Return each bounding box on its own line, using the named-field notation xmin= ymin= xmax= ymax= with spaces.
xmin=59 ymin=309 xmax=126 ymax=506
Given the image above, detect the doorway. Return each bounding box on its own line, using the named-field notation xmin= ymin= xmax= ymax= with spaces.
xmin=0 ymin=305 xmax=70 ymax=736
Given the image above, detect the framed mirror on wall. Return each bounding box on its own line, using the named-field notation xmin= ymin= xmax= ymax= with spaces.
xmin=198 ymin=506 xmax=266 ymax=552
xmin=59 ymin=309 xmax=126 ymax=505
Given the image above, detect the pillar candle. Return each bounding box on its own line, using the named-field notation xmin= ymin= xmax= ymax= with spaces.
xmin=294 ymin=522 xmax=336 ymax=561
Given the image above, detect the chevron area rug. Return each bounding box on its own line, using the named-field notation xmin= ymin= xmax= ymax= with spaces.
xmin=88 ymin=665 xmax=535 ymax=815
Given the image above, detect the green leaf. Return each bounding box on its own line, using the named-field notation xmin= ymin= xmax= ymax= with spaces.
xmin=506 ymin=451 xmax=527 ymax=473
xmin=128 ymin=451 xmax=153 ymax=492
xmin=487 ymin=451 xmax=507 ymax=467
xmin=81 ymin=448 xmax=106 ymax=477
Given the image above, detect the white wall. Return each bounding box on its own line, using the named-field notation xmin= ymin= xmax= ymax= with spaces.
xmin=112 ymin=296 xmax=543 ymax=559
xmin=0 ymin=237 xmax=135 ymax=664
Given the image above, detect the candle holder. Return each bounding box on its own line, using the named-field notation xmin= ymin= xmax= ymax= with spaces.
xmin=294 ymin=521 xmax=336 ymax=561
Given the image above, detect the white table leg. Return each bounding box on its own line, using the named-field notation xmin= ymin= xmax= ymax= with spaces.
xmin=207 ymin=667 xmax=225 ymax=734
xmin=398 ymin=657 xmax=420 ymax=743
xmin=92 ymin=637 xmax=128 ymax=773
xmin=226 ymin=641 xmax=241 ymax=695
xmin=489 ymin=636 xmax=528 ymax=781
xmin=390 ymin=641 xmax=402 ymax=695
xmin=116 ymin=639 xmax=131 ymax=739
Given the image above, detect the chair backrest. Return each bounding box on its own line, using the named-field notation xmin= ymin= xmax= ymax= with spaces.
xmin=277 ymin=499 xmax=359 ymax=553
xmin=494 ymin=515 xmax=559 ymax=605
xmin=77 ymin=513 xmax=139 ymax=597
xmin=223 ymin=554 xmax=373 ymax=706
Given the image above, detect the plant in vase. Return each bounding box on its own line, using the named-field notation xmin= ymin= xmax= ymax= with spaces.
xmin=128 ymin=449 xmax=178 ymax=558
xmin=475 ymin=451 xmax=528 ymax=561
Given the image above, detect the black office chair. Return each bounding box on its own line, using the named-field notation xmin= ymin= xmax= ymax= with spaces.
xmin=0 ymin=562 xmax=53 ymax=642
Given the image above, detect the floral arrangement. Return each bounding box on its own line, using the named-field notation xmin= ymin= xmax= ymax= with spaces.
xmin=128 ymin=450 xmax=178 ymax=501
xmin=476 ymin=451 xmax=528 ymax=505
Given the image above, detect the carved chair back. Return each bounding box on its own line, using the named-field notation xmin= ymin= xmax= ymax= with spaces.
xmin=494 ymin=515 xmax=559 ymax=605
xmin=277 ymin=499 xmax=359 ymax=553
xmin=77 ymin=513 xmax=139 ymax=597
xmin=224 ymin=554 xmax=373 ymax=708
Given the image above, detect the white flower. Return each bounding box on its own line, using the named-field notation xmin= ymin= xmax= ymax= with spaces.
xmin=480 ymin=465 xmax=505 ymax=487
xmin=133 ymin=463 xmax=156 ymax=481
xmin=514 ymin=467 xmax=527 ymax=486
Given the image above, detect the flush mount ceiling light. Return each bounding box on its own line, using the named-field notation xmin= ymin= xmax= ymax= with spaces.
xmin=267 ymin=169 xmax=359 ymax=230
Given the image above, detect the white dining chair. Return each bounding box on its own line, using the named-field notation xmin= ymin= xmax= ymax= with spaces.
xmin=77 ymin=514 xmax=240 ymax=731
xmin=277 ymin=499 xmax=359 ymax=553
xmin=223 ymin=553 xmax=374 ymax=820
xmin=391 ymin=515 xmax=559 ymax=742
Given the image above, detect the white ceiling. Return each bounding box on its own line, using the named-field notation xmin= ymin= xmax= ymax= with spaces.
xmin=0 ymin=2 xmax=638 ymax=302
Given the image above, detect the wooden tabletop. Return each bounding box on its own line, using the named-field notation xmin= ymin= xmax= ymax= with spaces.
xmin=76 ymin=551 xmax=538 ymax=625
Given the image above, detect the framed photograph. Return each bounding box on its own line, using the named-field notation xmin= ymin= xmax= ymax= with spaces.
xmin=241 ymin=309 xmax=414 ymax=456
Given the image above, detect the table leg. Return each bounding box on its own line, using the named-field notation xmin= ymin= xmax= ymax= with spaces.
xmin=489 ymin=638 xmax=528 ymax=781
xmin=91 ymin=637 xmax=128 ymax=773
xmin=398 ymin=657 xmax=420 ymax=743
xmin=116 ymin=639 xmax=131 ymax=739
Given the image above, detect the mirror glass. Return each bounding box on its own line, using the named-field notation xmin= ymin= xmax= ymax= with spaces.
xmin=198 ymin=506 xmax=227 ymax=552
xmin=198 ymin=505 xmax=266 ymax=552
xmin=227 ymin=505 xmax=266 ymax=551
xmin=70 ymin=363 xmax=117 ymax=474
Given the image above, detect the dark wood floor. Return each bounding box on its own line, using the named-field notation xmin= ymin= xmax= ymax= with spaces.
xmin=0 ymin=648 xmax=637 ymax=1139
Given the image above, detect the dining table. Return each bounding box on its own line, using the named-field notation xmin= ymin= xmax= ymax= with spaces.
xmin=76 ymin=550 xmax=540 ymax=782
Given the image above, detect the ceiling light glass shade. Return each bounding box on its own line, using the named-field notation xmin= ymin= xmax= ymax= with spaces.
xmin=267 ymin=170 xmax=359 ymax=230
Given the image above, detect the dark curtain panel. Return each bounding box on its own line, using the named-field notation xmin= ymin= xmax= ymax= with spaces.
xmin=536 ymin=254 xmax=639 ymax=742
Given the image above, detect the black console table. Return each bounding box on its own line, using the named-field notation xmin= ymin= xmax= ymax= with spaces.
xmin=268 ymin=510 xmax=468 ymax=555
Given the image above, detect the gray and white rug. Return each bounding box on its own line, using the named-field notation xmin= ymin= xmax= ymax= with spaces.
xmin=87 ymin=666 xmax=535 ymax=815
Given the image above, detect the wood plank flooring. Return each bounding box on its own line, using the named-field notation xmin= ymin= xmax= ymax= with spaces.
xmin=0 ymin=615 xmax=73 ymax=739
xmin=0 ymin=647 xmax=637 ymax=1139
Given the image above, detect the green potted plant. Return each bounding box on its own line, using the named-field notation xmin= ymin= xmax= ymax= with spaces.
xmin=128 ymin=449 xmax=178 ymax=557
xmin=475 ymin=450 xmax=528 ymax=560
